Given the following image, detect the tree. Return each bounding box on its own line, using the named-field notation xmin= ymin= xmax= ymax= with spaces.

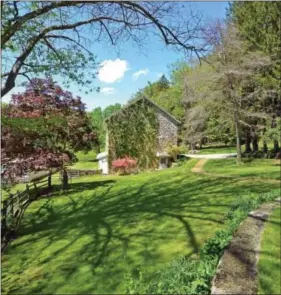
xmin=1 ymin=1 xmax=205 ymax=97
xmin=91 ymin=107 xmax=104 ymax=152
xmin=263 ymin=116 xmax=281 ymax=153
xmin=2 ymin=78 xmax=96 ymax=182
xmin=182 ymin=71 xmax=208 ymax=150
xmin=228 ymin=2 xmax=281 ymax=60
xmin=202 ymin=22 xmax=272 ymax=163
xmin=91 ymin=103 xmax=122 ymax=151
xmin=130 ymin=74 xmax=185 ymax=122
xmin=103 ymin=103 xmax=122 ymax=119
xmin=156 ymin=75 xmax=170 ymax=91
xmin=228 ymin=2 xmax=281 ymax=152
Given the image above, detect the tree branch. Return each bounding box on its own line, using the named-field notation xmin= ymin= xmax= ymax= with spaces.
xmin=11 ymin=1 xmax=19 ymax=21
xmin=45 ymin=34 xmax=92 ymax=54
xmin=1 ymin=1 xmax=79 ymax=47
xmin=43 ymin=38 xmax=61 ymax=59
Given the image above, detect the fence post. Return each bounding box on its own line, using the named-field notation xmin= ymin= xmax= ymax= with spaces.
xmin=48 ymin=172 xmax=52 ymax=190
xmin=62 ymin=169 xmax=68 ymax=190
xmin=26 ymin=184 xmax=30 ymax=200
xmin=33 ymin=183 xmax=39 ymax=198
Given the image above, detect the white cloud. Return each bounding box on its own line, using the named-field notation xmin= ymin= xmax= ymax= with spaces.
xmin=132 ymin=69 xmax=149 ymax=80
xmin=100 ymin=87 xmax=115 ymax=95
xmin=98 ymin=59 xmax=129 ymax=83
xmin=156 ymin=72 xmax=163 ymax=78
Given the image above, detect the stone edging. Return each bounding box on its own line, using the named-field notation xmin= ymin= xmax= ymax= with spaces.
xmin=211 ymin=198 xmax=281 ymax=294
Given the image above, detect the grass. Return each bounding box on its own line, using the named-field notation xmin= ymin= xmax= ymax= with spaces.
xmin=258 ymin=207 xmax=281 ymax=295
xmin=1 ymin=159 xmax=279 ymax=294
xmin=198 ymin=145 xmax=237 ymax=154
xmin=199 ymin=140 xmax=274 ymax=155
xmin=70 ymin=150 xmax=98 ymax=170
xmin=204 ymin=158 xmax=280 ymax=180
xmin=1 ymin=172 xmax=62 ymax=202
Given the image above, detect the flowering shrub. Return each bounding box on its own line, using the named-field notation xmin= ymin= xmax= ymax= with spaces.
xmin=112 ymin=157 xmax=137 ymax=175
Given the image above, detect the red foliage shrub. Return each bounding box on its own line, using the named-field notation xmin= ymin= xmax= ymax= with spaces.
xmin=112 ymin=157 xmax=137 ymax=174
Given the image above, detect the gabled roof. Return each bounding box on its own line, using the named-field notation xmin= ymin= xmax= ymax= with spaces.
xmin=105 ymin=95 xmax=181 ymax=126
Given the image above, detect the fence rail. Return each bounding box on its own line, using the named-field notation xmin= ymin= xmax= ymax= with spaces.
xmin=16 ymin=168 xmax=59 ymax=183
xmin=1 ymin=174 xmax=52 ymax=250
xmin=1 ymin=168 xmax=102 ymax=251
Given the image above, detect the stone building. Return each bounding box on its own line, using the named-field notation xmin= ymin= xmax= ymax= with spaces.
xmin=97 ymin=96 xmax=181 ymax=173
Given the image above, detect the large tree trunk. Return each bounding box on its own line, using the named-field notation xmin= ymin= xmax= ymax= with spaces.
xmin=234 ymin=110 xmax=242 ymax=163
xmin=273 ymin=139 xmax=279 ymax=152
xmin=251 ymin=132 xmax=259 ymax=152
xmin=244 ymin=128 xmax=252 ymax=153
xmin=263 ymin=141 xmax=268 ymax=153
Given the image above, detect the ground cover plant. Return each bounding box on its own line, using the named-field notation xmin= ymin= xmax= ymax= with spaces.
xmin=258 ymin=207 xmax=281 ymax=295
xmin=125 ymin=189 xmax=280 ymax=294
xmin=1 ymin=159 xmax=279 ymax=294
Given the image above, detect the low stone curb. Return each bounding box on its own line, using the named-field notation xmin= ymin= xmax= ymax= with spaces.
xmin=211 ymin=198 xmax=281 ymax=295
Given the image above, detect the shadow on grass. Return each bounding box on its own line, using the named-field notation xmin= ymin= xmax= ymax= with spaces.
xmin=2 ymin=171 xmax=278 ymax=294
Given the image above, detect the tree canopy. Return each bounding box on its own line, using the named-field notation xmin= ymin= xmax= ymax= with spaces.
xmin=91 ymin=103 xmax=122 ymax=151
xmin=1 ymin=1 xmax=205 ymax=97
xmin=128 ymin=13 xmax=280 ymax=160
xmin=2 ymin=78 xmax=96 ymax=181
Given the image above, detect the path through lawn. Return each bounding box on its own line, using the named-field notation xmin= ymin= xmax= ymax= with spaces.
xmin=2 ymin=160 xmax=279 ymax=294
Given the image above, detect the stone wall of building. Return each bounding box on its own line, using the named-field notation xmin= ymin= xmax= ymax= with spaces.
xmin=156 ymin=109 xmax=179 ymax=153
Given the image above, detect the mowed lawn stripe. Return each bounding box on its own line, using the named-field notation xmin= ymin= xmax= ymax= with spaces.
xmin=2 ymin=161 xmax=279 ymax=294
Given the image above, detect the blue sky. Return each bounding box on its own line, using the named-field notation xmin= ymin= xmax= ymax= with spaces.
xmin=3 ymin=2 xmax=229 ymax=111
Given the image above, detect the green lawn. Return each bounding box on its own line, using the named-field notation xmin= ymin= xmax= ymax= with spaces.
xmin=198 ymin=145 xmax=237 ymax=154
xmin=204 ymin=159 xmax=280 ymax=180
xmin=258 ymin=207 xmax=281 ymax=295
xmin=70 ymin=150 xmax=99 ymax=170
xmin=199 ymin=141 xmax=274 ymax=155
xmin=1 ymin=159 xmax=279 ymax=294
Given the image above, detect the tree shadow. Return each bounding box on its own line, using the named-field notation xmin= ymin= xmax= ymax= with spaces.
xmin=2 ymin=171 xmax=278 ymax=294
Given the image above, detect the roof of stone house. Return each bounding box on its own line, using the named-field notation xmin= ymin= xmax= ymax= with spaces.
xmin=105 ymin=95 xmax=181 ymax=126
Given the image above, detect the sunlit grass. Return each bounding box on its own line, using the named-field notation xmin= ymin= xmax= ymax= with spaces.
xmin=204 ymin=158 xmax=280 ymax=180
xmin=70 ymin=150 xmax=98 ymax=170
xmin=1 ymin=159 xmax=279 ymax=294
xmin=258 ymin=207 xmax=281 ymax=295
xmin=199 ymin=145 xmax=237 ymax=154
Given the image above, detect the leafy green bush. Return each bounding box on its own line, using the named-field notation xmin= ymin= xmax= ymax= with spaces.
xmin=124 ymin=189 xmax=280 ymax=294
xmin=200 ymin=230 xmax=232 ymax=259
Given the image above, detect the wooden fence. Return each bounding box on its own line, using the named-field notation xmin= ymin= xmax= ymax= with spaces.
xmin=1 ymin=173 xmax=52 ymax=250
xmin=15 ymin=168 xmax=59 ymax=184
xmin=1 ymin=168 xmax=102 ymax=250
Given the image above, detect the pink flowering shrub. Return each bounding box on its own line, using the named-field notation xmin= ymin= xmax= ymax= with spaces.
xmin=111 ymin=157 xmax=137 ymax=175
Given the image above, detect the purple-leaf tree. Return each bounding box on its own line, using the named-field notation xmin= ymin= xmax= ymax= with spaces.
xmin=2 ymin=78 xmax=97 ymax=183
